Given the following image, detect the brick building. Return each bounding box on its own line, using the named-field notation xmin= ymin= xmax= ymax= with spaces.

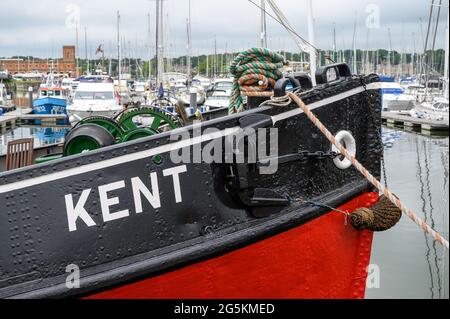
xmin=0 ymin=46 xmax=79 ymax=77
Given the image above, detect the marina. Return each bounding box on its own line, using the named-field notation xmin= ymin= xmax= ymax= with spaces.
xmin=0 ymin=0 xmax=448 ymax=304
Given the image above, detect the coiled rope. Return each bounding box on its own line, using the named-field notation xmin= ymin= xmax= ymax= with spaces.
xmin=229 ymin=48 xmax=286 ymax=114
xmin=287 ymin=92 xmax=449 ymax=250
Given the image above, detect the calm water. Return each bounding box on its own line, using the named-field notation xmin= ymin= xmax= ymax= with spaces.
xmin=0 ymin=127 xmax=68 ymax=155
xmin=367 ymin=128 xmax=449 ymax=299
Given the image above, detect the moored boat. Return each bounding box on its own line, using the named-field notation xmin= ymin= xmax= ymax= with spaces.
xmin=67 ymin=82 xmax=122 ymax=124
xmin=32 ymin=87 xmax=68 ymax=116
xmin=0 ymin=62 xmax=383 ymax=299
xmin=0 ymin=83 xmax=16 ymax=114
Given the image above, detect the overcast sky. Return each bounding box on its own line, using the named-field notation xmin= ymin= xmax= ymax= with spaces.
xmin=0 ymin=0 xmax=448 ymax=58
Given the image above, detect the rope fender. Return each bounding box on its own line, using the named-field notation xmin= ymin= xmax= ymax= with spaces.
xmin=350 ymin=195 xmax=402 ymax=232
xmin=229 ymin=48 xmax=286 ymax=114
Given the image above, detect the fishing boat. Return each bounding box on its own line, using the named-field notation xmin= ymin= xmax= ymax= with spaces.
xmin=33 ymin=87 xmax=68 ymax=113
xmin=0 ymin=62 xmax=384 ymax=299
xmin=31 ymin=65 xmax=69 ymax=122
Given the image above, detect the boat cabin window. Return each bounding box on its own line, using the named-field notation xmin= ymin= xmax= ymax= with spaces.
xmin=74 ymin=92 xmax=114 ymax=100
xmin=434 ymin=103 xmax=449 ymax=111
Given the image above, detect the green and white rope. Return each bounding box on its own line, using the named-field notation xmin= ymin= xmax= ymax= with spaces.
xmin=229 ymin=48 xmax=286 ymax=114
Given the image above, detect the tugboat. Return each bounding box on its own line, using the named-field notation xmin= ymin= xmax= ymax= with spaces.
xmin=0 ymin=58 xmax=383 ymax=299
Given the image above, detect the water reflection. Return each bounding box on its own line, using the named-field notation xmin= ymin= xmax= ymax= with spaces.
xmin=0 ymin=127 xmax=69 ymax=155
xmin=368 ymin=129 xmax=449 ymax=299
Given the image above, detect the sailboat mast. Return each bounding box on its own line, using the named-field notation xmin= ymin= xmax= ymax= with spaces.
xmin=444 ymin=11 xmax=449 ymax=99
xmin=419 ymin=0 xmax=435 ymax=88
xmin=85 ymin=27 xmax=89 ymax=75
xmin=75 ymin=24 xmax=79 ymax=77
xmin=260 ymin=0 xmax=267 ymax=48
xmin=155 ymin=0 xmax=164 ymax=86
xmin=186 ymin=0 xmax=192 ymax=82
xmin=306 ymin=0 xmax=317 ymax=86
xmin=155 ymin=0 xmax=161 ymax=86
xmin=412 ymin=32 xmax=417 ymax=75
xmin=430 ymin=0 xmax=443 ymax=72
xmin=388 ymin=27 xmax=392 ymax=76
xmin=206 ymin=54 xmax=209 ymax=77
xmin=148 ymin=13 xmax=152 ymax=80
xmin=117 ymin=11 xmax=122 ymax=83
xmin=352 ymin=14 xmax=357 ymax=75
xmin=214 ymin=36 xmax=217 ymax=79
xmin=333 ymin=22 xmax=337 ymax=62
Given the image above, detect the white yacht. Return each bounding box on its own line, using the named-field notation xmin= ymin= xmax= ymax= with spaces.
xmin=67 ymin=82 xmax=122 ymax=124
xmin=203 ymin=79 xmax=234 ymax=110
xmin=381 ymin=82 xmax=415 ymax=112
xmin=204 ymin=91 xmax=229 ymax=110
xmin=211 ymin=79 xmax=234 ymax=96
xmin=193 ymin=77 xmax=212 ymax=89
xmin=411 ymin=97 xmax=449 ymax=122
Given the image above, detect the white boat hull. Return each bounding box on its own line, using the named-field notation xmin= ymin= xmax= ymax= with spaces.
xmin=67 ymin=108 xmax=122 ymax=125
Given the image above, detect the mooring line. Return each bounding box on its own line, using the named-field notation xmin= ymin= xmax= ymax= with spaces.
xmin=288 ymin=92 xmax=449 ymax=250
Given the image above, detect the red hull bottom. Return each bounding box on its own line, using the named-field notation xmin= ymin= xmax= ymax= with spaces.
xmin=87 ymin=192 xmax=377 ymax=299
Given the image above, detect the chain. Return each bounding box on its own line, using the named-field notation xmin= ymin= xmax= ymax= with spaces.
xmin=297 ymin=150 xmax=341 ymax=161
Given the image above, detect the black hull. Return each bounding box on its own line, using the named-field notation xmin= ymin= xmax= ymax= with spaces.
xmin=0 ymin=73 xmax=383 ymax=298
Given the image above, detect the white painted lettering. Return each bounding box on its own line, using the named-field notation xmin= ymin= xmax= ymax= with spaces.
xmin=65 ymin=189 xmax=96 ymax=232
xmin=99 ymin=181 xmax=130 ymax=222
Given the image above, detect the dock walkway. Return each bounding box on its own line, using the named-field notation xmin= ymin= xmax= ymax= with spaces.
xmin=382 ymin=112 xmax=449 ymax=133
xmin=0 ymin=108 xmax=68 ymax=133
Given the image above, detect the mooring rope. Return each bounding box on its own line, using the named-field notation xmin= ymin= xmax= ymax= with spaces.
xmin=229 ymin=48 xmax=286 ymax=114
xmin=287 ymin=92 xmax=449 ymax=250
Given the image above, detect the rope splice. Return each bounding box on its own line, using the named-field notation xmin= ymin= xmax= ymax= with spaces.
xmin=229 ymin=48 xmax=286 ymax=114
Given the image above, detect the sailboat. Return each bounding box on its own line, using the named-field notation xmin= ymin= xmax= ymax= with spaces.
xmin=410 ymin=0 xmax=449 ymax=122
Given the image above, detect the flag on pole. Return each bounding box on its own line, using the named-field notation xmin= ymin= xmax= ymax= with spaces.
xmin=95 ymin=44 xmax=104 ymax=56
